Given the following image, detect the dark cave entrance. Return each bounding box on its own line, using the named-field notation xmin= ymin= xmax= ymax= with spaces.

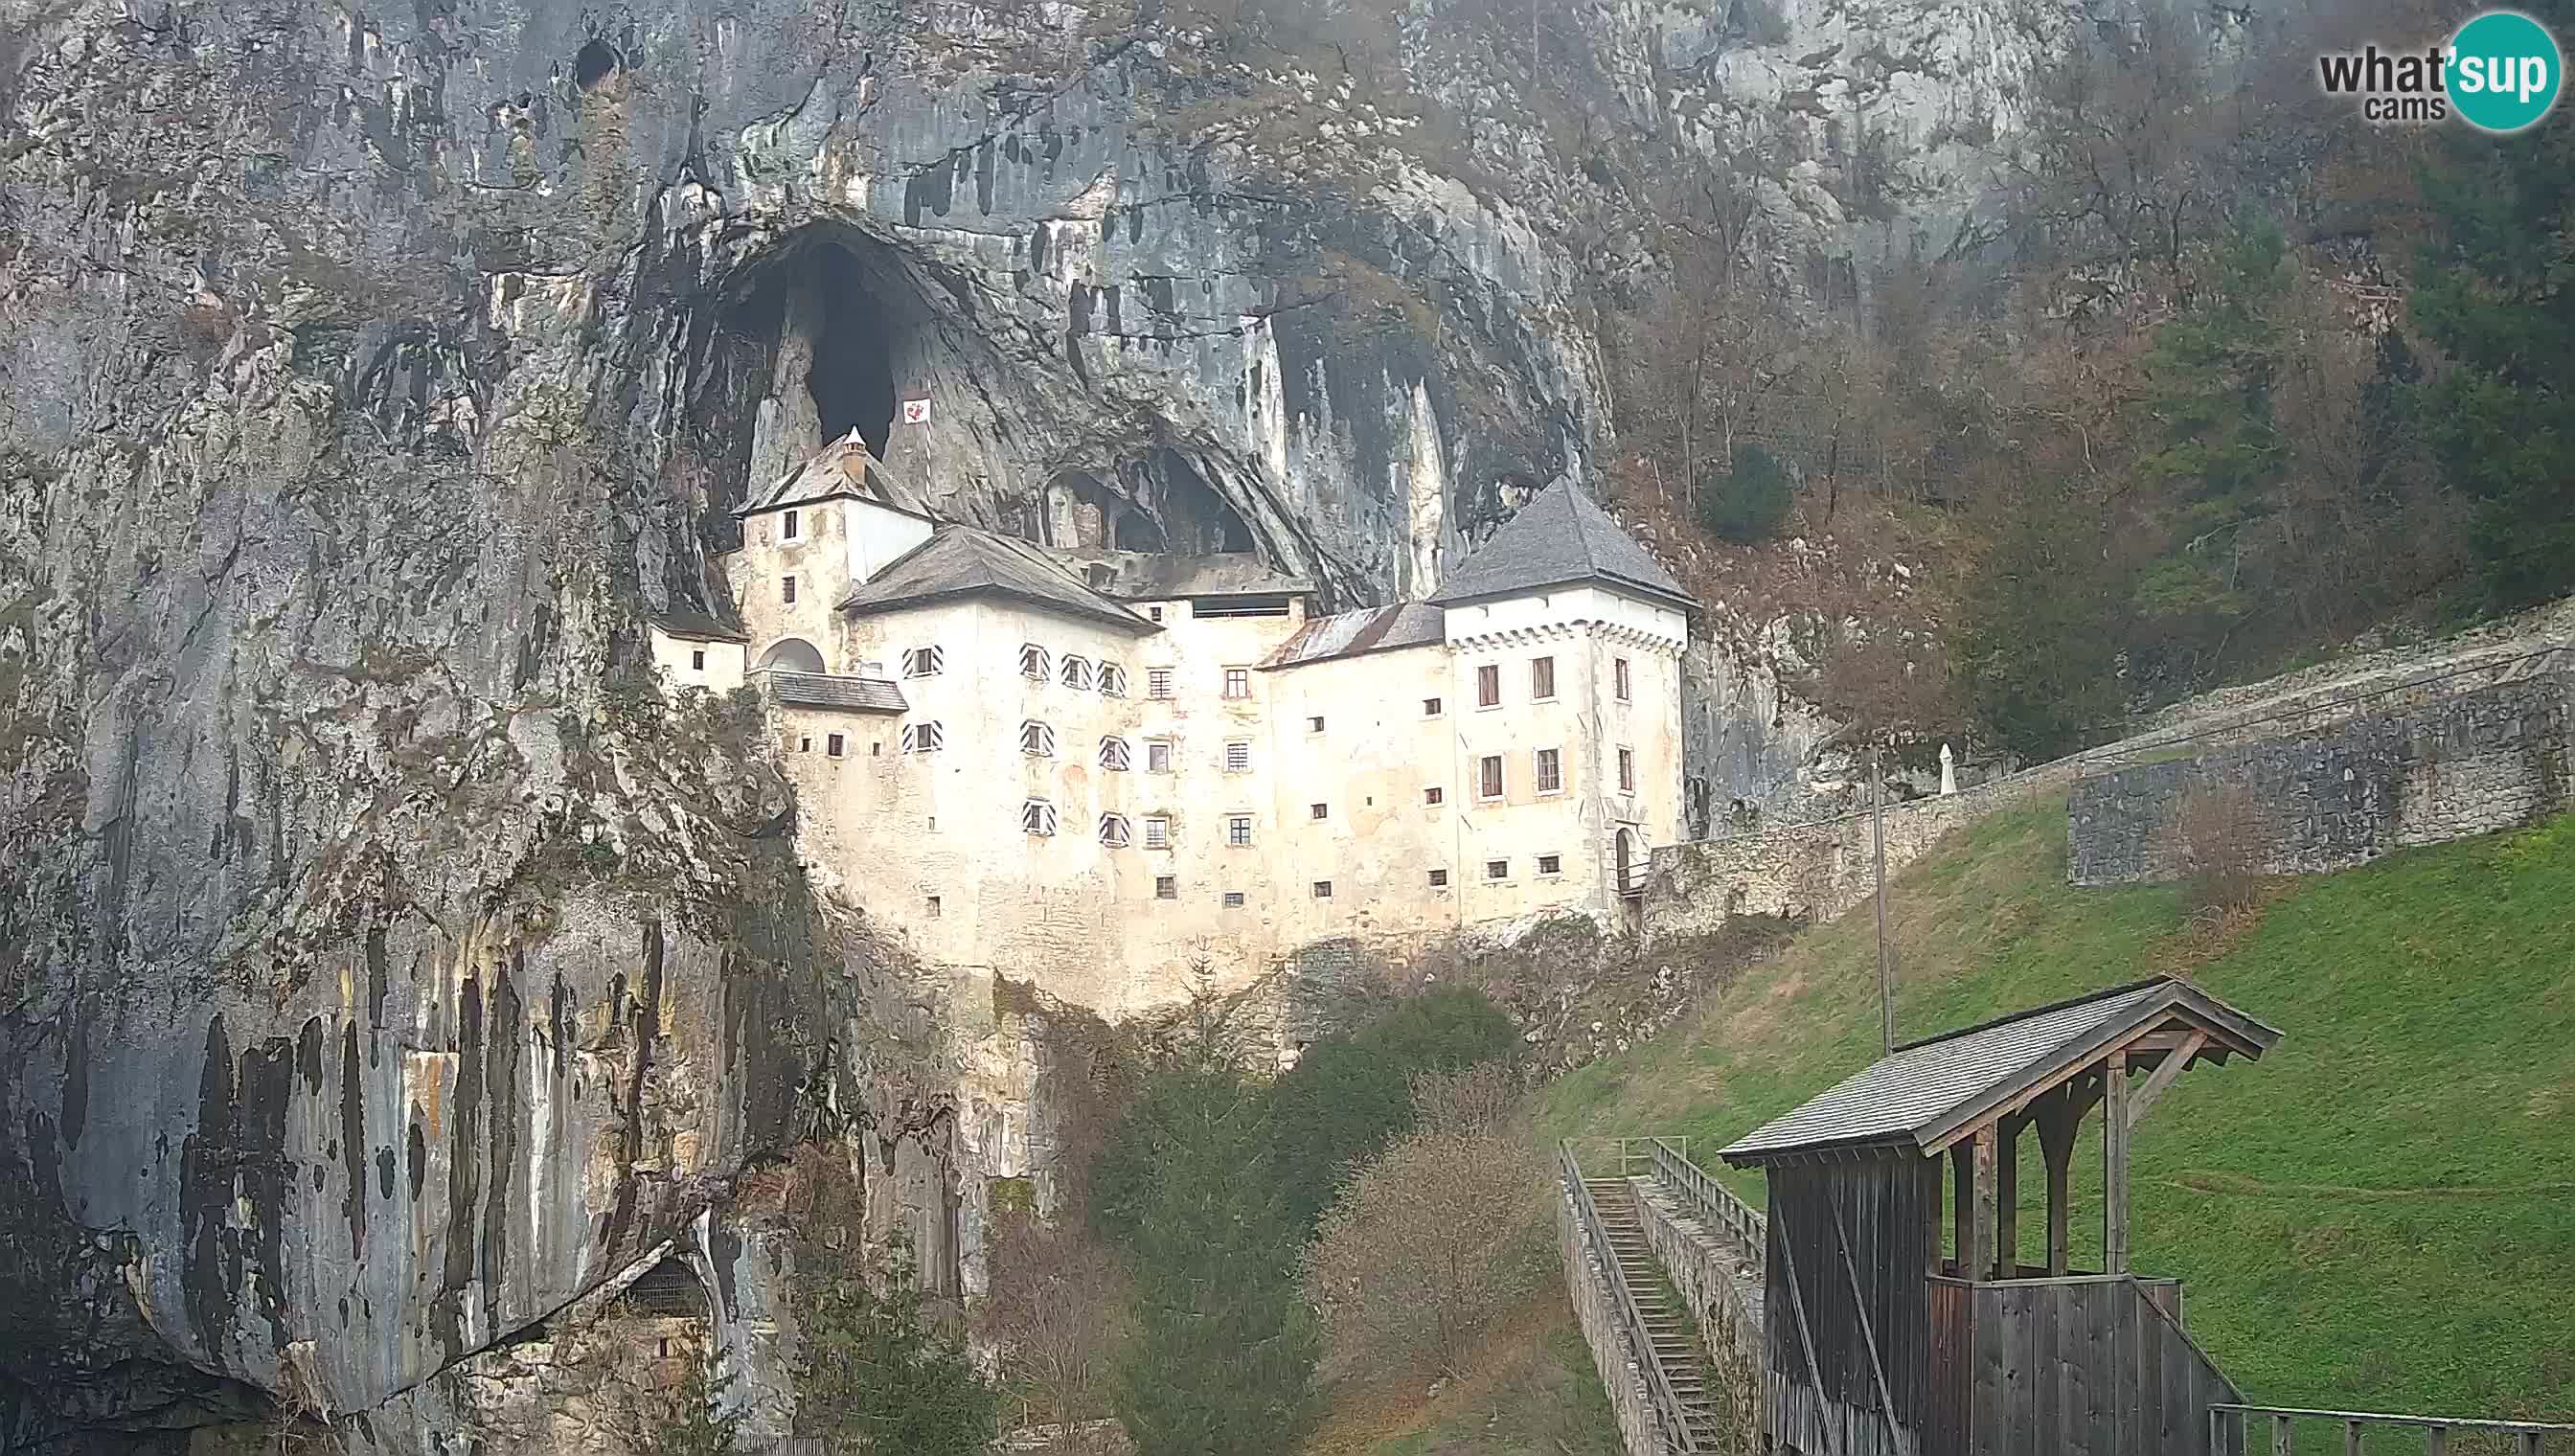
xmin=809 ymin=267 xmax=898 ymax=460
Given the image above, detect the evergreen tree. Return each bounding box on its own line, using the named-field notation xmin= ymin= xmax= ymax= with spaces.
xmin=792 ymin=1229 xmax=1000 ymax=1455
xmin=1696 ymin=442 xmax=1797 ymax=544
xmin=2411 ymin=33 xmax=2575 ymax=610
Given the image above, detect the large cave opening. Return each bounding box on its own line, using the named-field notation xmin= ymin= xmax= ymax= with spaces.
xmin=809 ymin=269 xmax=898 ymax=460
xmin=1114 ymin=449 xmax=1255 ymax=555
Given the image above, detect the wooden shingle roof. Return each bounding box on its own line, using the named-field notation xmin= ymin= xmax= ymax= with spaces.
xmin=1718 ymin=977 xmax=2280 ymax=1168
xmin=835 ymin=526 xmax=1158 ymax=635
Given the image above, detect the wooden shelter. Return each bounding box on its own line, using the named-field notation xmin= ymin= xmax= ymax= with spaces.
xmin=1718 ymin=976 xmax=2282 ymax=1456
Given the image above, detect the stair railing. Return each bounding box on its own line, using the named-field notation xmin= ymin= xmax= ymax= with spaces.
xmin=2209 ymin=1405 xmax=2574 ymax=1455
xmin=1648 ymin=1137 xmax=1766 ymax=1267
xmin=1560 ymin=1142 xmax=1705 ymax=1455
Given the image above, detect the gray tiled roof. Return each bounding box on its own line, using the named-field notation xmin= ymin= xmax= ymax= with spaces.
xmin=768 ymin=671 xmax=908 ymax=714
xmin=836 ymin=526 xmax=1158 ymax=634
xmin=1426 ymin=480 xmax=1698 ymax=611
xmin=651 ymin=605 xmax=747 ymax=643
xmin=735 ymin=431 xmax=929 ymax=517
xmin=1265 ymin=603 xmax=1446 ymax=670
xmin=1718 ymin=977 xmax=2280 ymax=1166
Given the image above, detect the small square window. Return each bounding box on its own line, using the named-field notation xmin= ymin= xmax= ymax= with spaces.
xmin=1311 ymin=880 xmax=1333 ymax=899
xmin=1531 ymin=655 xmax=1556 ymax=700
xmin=1148 ymin=740 xmax=1174 ymax=774
xmin=925 ymin=895 xmax=942 ymax=918
xmin=1479 ymin=755 xmax=1504 ymax=800
xmin=690 ymin=649 xmax=705 ymax=671
xmin=1308 ymin=716 xmax=1325 ymax=733
xmin=1222 ymin=667 xmax=1250 ymax=699
xmin=1022 ymin=800 xmax=1058 ymax=836
xmin=1486 ymin=859 xmax=1509 ymax=880
xmin=1145 ymin=816 xmax=1171 ymax=849
xmin=1227 ymin=815 xmax=1254 ymax=847
xmin=1225 ymin=741 xmax=1251 ymax=773
xmin=1155 ymin=875 xmax=1178 ymax=899
xmin=872 ymin=741 xmax=881 ymax=757
xmin=783 ymin=509 xmax=800 ymax=540
xmin=1538 ymin=854 xmax=1562 ymax=876
xmin=1310 ymin=803 xmax=1328 ymax=820
xmin=1149 ymin=668 xmax=1174 ymax=699
xmin=1614 ymin=656 xmax=1632 ymax=702
xmin=1151 ymin=605 xmax=1166 ymax=622
xmin=1424 ymin=696 xmax=1443 ymax=717
xmin=798 ymin=736 xmax=812 ymax=753
xmin=1427 ymin=868 xmax=1449 ymax=887
xmin=1424 ymin=786 xmax=1444 ymax=806
xmin=1476 ymin=664 xmax=1500 ymax=707
xmin=826 ymin=734 xmax=845 ymax=758
xmin=783 ymin=576 xmax=798 ymax=605
xmin=1222 ymin=891 xmax=1246 ymax=908
xmin=902 ymin=646 xmax=946 ymax=677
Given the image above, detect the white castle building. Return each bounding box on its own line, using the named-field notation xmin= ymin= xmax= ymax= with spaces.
xmin=651 ymin=436 xmax=1697 ymax=1017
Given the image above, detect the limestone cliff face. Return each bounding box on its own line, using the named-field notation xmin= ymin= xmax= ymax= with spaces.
xmin=0 ymin=0 xmax=2064 ymax=1447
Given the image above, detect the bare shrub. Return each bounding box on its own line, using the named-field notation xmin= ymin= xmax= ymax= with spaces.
xmin=2170 ymin=781 xmax=2267 ymax=916
xmin=1300 ymin=1119 xmax=1551 ymax=1382
xmin=1407 ymin=1059 xmax=1525 ymax=1137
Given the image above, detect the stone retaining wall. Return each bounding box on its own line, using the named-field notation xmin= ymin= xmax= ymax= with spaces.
xmin=1558 ymin=1186 xmax=1668 ymax=1456
xmin=1631 ymin=1178 xmax=1765 ymax=1436
xmin=2068 ymin=672 xmax=2574 ymax=886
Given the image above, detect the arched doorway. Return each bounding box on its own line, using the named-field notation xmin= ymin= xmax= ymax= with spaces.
xmin=1615 ymin=828 xmax=1644 ymax=903
xmin=758 ymin=637 xmax=826 ymax=673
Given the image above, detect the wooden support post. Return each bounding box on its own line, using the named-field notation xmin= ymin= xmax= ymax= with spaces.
xmin=1970 ymin=1125 xmax=1999 ymax=1286
xmin=2346 ymin=1420 xmax=2365 ymax=1456
xmin=2105 ymin=1051 xmax=2132 ymax=1276
xmin=1994 ymin=1116 xmax=2019 ymax=1280
xmin=2038 ymin=1090 xmax=2080 ymax=1276
xmin=2425 ymin=1426 xmax=2448 ymax=1456
xmin=2272 ymin=1413 xmax=2294 ymax=1456
xmin=1952 ymin=1141 xmax=1973 ymax=1275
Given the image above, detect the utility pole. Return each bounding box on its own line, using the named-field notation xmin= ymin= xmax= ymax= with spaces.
xmin=1873 ymin=745 xmax=1893 ymax=1057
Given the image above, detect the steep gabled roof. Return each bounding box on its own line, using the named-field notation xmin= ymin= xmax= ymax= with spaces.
xmin=650 ymin=605 xmax=747 ymax=644
xmin=1426 ymin=480 xmax=1697 ymax=612
xmin=1265 ymin=603 xmax=1446 ymax=670
xmin=1718 ymin=977 xmax=2281 ymax=1167
xmin=735 ymin=431 xmax=929 ymax=518
xmin=836 ymin=526 xmax=1159 ymax=635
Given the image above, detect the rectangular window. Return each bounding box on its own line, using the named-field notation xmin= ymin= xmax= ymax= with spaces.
xmin=1312 ymin=880 xmax=1333 ymax=899
xmin=1427 ymin=869 xmax=1448 ymax=888
xmin=1020 ymin=720 xmax=1057 ymax=757
xmin=1155 ymin=875 xmax=1178 ymax=899
xmin=1150 ymin=605 xmax=1166 ymax=622
xmin=1060 ymin=655 xmax=1094 ymax=691
xmin=1225 ymin=740 xmax=1250 ymax=773
xmin=1536 ymin=747 xmax=1562 ymax=795
xmin=1538 ymin=853 xmax=1562 ymax=876
xmin=783 ymin=510 xmax=800 ymax=540
xmin=1424 ymin=696 xmax=1443 ymax=717
xmin=1099 ymin=663 xmax=1128 ymax=697
xmin=1019 ymin=644 xmax=1051 ymax=680
xmin=1222 ymin=891 xmax=1245 ymax=908
xmin=1476 ymin=664 xmax=1500 ymax=707
xmin=1531 ymin=655 xmax=1556 ymax=700
xmin=1486 ymin=859 xmax=1509 ymax=880
xmin=1614 ymin=656 xmax=1632 ymax=701
xmin=1310 ymin=803 xmax=1328 ymax=820
xmin=827 ymin=734 xmax=845 ymax=758
xmin=1479 ymin=755 xmax=1504 ymax=800
xmin=798 ymin=736 xmax=812 ymax=753
xmin=901 ymin=722 xmax=945 ymax=754
xmin=1148 ymin=668 xmax=1174 ymax=699
xmin=690 ymin=649 xmax=705 ymax=671
xmin=1618 ymin=747 xmax=1635 ymax=794
xmin=1222 ymin=667 xmax=1250 ymax=699
xmin=1145 ymin=816 xmax=1171 ymax=849
xmin=783 ymin=576 xmax=798 ymax=604
xmin=1227 ymin=815 xmax=1254 ymax=847
xmin=901 ymin=646 xmax=946 ymax=678
xmin=1099 ymin=814 xmax=1131 ymax=848
xmin=1308 ymin=716 xmax=1325 ymax=733
xmin=1147 ymin=740 xmax=1174 ymax=774
xmin=1424 ymin=786 xmax=1444 ymax=806
xmin=925 ymin=895 xmax=941 ymax=918
xmin=1100 ymin=736 xmax=1132 ymax=771
xmin=1021 ymin=800 xmax=1057 ymax=836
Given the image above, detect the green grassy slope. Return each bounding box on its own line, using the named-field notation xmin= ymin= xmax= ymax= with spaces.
xmin=1543 ymin=797 xmax=2575 ymax=1424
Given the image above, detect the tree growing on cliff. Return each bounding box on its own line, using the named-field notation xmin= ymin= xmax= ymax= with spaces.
xmin=634 ymin=1340 xmax=746 ymax=1456
xmin=977 ymin=1209 xmax=1131 ymax=1452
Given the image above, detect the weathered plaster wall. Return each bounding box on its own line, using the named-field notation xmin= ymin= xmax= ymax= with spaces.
xmin=2067 ymin=673 xmax=2574 ymax=887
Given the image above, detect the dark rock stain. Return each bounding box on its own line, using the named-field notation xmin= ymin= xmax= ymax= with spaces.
xmin=601 ymin=921 xmax=663 ymax=1260
xmin=377 ymin=1147 xmax=397 ymax=1200
xmin=61 ymin=995 xmax=88 ymax=1150
xmin=179 ymin=1015 xmax=236 ymax=1365
xmin=340 ymin=1021 xmax=366 ymax=1257
xmin=431 ymin=973 xmax=484 ymax=1363
xmin=482 ymin=959 xmax=524 ymax=1314
xmin=366 ymin=927 xmax=390 ymax=1063
xmin=296 ymin=1016 xmax=326 ymax=1095
xmin=407 ymin=1115 xmax=425 ymax=1202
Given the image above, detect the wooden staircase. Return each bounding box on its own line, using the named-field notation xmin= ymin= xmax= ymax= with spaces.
xmin=1587 ymin=1177 xmax=1728 ymax=1453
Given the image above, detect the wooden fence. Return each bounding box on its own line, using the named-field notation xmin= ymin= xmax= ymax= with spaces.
xmin=2210 ymin=1405 xmax=2575 ymax=1455
xmin=1647 ymin=1136 xmax=1766 ymax=1268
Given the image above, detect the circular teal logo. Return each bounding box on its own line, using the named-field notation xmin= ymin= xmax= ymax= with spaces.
xmin=2449 ymin=11 xmax=2563 ymax=132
